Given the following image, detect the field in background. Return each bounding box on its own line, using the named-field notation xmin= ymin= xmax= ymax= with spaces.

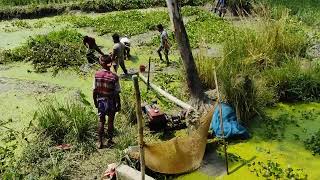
xmin=0 ymin=1 xmax=320 ymax=179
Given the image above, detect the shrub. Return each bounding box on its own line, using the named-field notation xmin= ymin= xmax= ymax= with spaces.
xmin=0 ymin=0 xmax=212 ymax=20
xmin=215 ymin=13 xmax=310 ymax=122
xmin=18 ymin=136 xmax=77 ymax=180
xmin=1 ymin=29 xmax=86 ymax=74
xmin=35 ymin=98 xmax=97 ymax=145
xmin=304 ymin=129 xmax=320 ymax=156
xmin=264 ymin=61 xmax=320 ymax=102
xmin=261 ymin=0 xmax=320 ymax=26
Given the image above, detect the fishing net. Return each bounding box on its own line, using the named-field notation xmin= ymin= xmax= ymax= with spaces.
xmin=129 ymin=106 xmax=215 ymax=174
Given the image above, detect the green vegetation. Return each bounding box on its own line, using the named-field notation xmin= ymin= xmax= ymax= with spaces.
xmin=261 ymin=0 xmax=320 ymax=26
xmin=248 ymin=160 xmax=307 ymax=179
xmin=0 ymin=29 xmax=86 ymax=74
xmin=1 ymin=94 xmax=97 ymax=179
xmin=1 ymin=0 xmax=320 ymax=179
xmin=304 ymin=129 xmax=320 ymax=156
xmin=186 ymin=10 xmax=234 ymax=47
xmin=0 ymin=0 xmax=75 ymax=6
xmin=56 ymin=10 xmax=170 ymax=36
xmin=0 ymin=0 xmax=211 ymax=20
xmin=259 ymin=113 xmax=297 ymax=140
xmin=213 ymin=14 xmax=317 ymax=122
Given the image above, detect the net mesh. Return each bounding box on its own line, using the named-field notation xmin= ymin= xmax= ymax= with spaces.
xmin=131 ymin=106 xmax=215 ymax=174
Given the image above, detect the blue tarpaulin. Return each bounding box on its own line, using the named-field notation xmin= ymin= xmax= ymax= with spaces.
xmin=210 ymin=103 xmax=249 ymax=139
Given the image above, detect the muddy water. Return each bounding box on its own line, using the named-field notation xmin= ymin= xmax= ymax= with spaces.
xmin=0 ymin=77 xmax=62 ymax=94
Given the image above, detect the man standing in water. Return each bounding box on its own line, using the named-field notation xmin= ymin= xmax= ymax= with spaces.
xmin=157 ymin=24 xmax=170 ymax=66
xmin=83 ymin=36 xmax=104 ymax=64
xmin=111 ymin=33 xmax=128 ymax=74
xmin=93 ymin=55 xmax=121 ymax=148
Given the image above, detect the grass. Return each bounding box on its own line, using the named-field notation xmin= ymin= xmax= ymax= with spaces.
xmin=192 ymin=11 xmax=317 ymax=122
xmin=259 ymin=0 xmax=320 ymax=26
xmin=0 ymin=0 xmax=212 ymax=20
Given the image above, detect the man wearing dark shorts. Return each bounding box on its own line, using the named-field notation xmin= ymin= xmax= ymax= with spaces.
xmin=83 ymin=36 xmax=104 ymax=64
xmin=93 ymin=55 xmax=121 ymax=148
xmin=111 ymin=33 xmax=128 ymax=74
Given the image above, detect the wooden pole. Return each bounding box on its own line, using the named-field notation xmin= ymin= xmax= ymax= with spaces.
xmin=132 ymin=75 xmax=145 ymax=180
xmin=139 ymin=73 xmax=194 ymax=111
xmin=214 ymin=70 xmax=229 ymax=175
xmin=147 ymin=57 xmax=151 ymax=92
xmin=165 ymin=0 xmax=204 ymax=100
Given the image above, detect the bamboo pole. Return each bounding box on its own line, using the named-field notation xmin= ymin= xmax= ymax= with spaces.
xmin=139 ymin=73 xmax=194 ymax=111
xmin=147 ymin=57 xmax=151 ymax=92
xmin=214 ymin=70 xmax=229 ymax=175
xmin=132 ymin=75 xmax=145 ymax=180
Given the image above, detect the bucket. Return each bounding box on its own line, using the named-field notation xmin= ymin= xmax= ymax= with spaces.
xmin=140 ymin=65 xmax=146 ymax=73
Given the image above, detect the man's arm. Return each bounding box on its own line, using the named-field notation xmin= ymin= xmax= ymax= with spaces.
xmin=93 ymin=90 xmax=98 ymax=108
xmin=115 ymin=93 xmax=121 ymax=112
xmin=83 ymin=39 xmax=89 ymax=48
xmin=94 ymin=46 xmax=105 ymax=56
xmin=93 ymin=78 xmax=98 ymax=108
xmin=114 ymin=77 xmax=121 ymax=111
xmin=112 ymin=46 xmax=118 ymax=62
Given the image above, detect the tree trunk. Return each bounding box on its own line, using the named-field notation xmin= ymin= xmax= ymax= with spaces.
xmin=166 ymin=0 xmax=204 ymax=100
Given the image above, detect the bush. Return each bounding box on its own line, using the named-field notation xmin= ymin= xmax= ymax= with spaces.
xmin=1 ymin=29 xmax=86 ymax=74
xmin=261 ymin=0 xmax=320 ymax=26
xmin=264 ymin=61 xmax=320 ymax=102
xmin=35 ymin=98 xmax=97 ymax=146
xmin=304 ymin=129 xmax=320 ymax=156
xmin=17 ymin=136 xmax=78 ymax=180
xmin=214 ymin=14 xmax=311 ymax=122
xmin=0 ymin=0 xmax=212 ymax=20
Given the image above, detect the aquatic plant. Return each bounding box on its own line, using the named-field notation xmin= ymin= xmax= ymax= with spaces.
xmin=304 ymin=129 xmax=320 ymax=156
xmin=248 ymin=160 xmax=307 ymax=179
xmin=1 ymin=29 xmax=86 ymax=74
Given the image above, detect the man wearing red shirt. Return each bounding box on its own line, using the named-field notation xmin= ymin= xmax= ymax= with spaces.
xmin=93 ymin=55 xmax=121 ymax=148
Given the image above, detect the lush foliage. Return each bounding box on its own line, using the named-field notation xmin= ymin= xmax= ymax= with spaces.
xmin=260 ymin=0 xmax=320 ymax=26
xmin=0 ymin=0 xmax=211 ymax=20
xmin=148 ymin=7 xmax=234 ymax=48
xmin=56 ymin=10 xmax=170 ymax=36
xmin=186 ymin=10 xmax=234 ymax=47
xmin=35 ymin=97 xmax=97 ymax=146
xmin=0 ymin=0 xmax=75 ymax=6
xmin=304 ymin=129 xmax=320 ymax=156
xmin=1 ymin=93 xmax=97 ymax=179
xmin=264 ymin=61 xmax=320 ymax=102
xmin=192 ymin=13 xmax=317 ymax=122
xmin=1 ymin=29 xmax=86 ymax=73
